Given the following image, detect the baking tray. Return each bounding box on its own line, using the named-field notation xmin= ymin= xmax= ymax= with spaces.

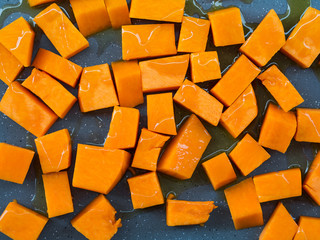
xmin=0 ymin=0 xmax=319 ymax=239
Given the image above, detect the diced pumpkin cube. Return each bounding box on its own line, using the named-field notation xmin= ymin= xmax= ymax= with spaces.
xmin=303 ymin=152 xmax=320 ymax=205
xmin=147 ymin=92 xmax=177 ymax=135
xmin=190 ymin=51 xmax=221 ymax=83
xmin=0 ymin=143 xmax=34 ymax=184
xmin=0 ymin=82 xmax=58 ymax=137
xmin=0 ymin=17 xmax=35 ymax=67
xmin=42 ymin=171 xmax=74 ymax=218
xmin=282 ymin=7 xmax=320 ymax=68
xmin=210 ymin=55 xmax=261 ymax=107
xmin=104 ymin=106 xmax=140 ymax=149
xmin=293 ymin=216 xmax=320 ymax=240
xmin=71 ymin=194 xmax=121 ymax=240
xmin=178 ymin=16 xmax=210 ymax=53
xmin=34 ymin=3 xmax=89 ymax=59
xmin=240 ymin=9 xmax=285 ymax=67
xmin=295 ymin=108 xmax=320 ymax=143
xmin=174 ymin=79 xmax=223 ymax=126
xmin=166 ymin=200 xmax=217 ymax=226
xmin=257 ymin=65 xmax=304 ymax=112
xmin=111 ymin=60 xmax=144 ymax=108
xmin=208 ymin=7 xmax=245 ymax=47
xmin=78 ymin=63 xmax=119 ymax=113
xmin=220 ymin=84 xmax=258 ymax=138
xmin=28 ymin=0 xmax=56 ymax=7
xmin=229 ymin=134 xmax=270 ymax=176
xmin=122 ymin=24 xmax=177 ymax=60
xmin=0 ymin=201 xmax=48 ymax=240
xmin=224 ymin=178 xmax=263 ymax=230
xmin=259 ymin=202 xmax=298 ymax=240
xmin=22 ymin=69 xmax=77 ymax=119
xmin=202 ymin=152 xmax=237 ymax=190
xmin=72 ymin=144 xmax=131 ymax=194
xmin=105 ymin=0 xmax=131 ymax=29
xmin=131 ymin=129 xmax=170 ymax=171
xmin=32 ymin=48 xmax=82 ymax=88
xmin=258 ymin=103 xmax=297 ymax=153
xmin=35 ymin=129 xmax=72 ymax=174
xmin=129 ymin=0 xmax=185 ymax=23
xmin=253 ymin=168 xmax=302 ymax=203
xmin=0 ymin=43 xmax=23 ymax=85
xmin=70 ymin=0 xmax=111 ymax=37
xmin=140 ymin=54 xmax=189 ymax=93
xmin=128 ymin=172 xmax=164 ymax=209
xmin=158 ymin=114 xmax=211 ymax=180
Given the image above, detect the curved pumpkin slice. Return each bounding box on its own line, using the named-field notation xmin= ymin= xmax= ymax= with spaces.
xmin=0 ymin=17 xmax=35 ymax=67
xmin=240 ymin=9 xmax=285 ymax=67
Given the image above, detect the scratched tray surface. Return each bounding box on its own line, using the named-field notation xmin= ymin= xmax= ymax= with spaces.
xmin=0 ymin=0 xmax=319 ymax=239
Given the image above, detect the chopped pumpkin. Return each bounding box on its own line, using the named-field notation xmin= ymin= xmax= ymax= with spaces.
xmin=174 ymin=79 xmax=223 ymax=126
xmin=147 ymin=92 xmax=177 ymax=135
xmin=105 ymin=0 xmax=131 ymax=29
xmin=158 ymin=114 xmax=211 ymax=180
xmin=73 ymin=144 xmax=131 ymax=194
xmin=295 ymin=108 xmax=320 ymax=143
xmin=253 ymin=168 xmax=302 ymax=202
xmin=0 ymin=143 xmax=34 ymax=184
xmin=303 ymin=152 xmax=320 ymax=205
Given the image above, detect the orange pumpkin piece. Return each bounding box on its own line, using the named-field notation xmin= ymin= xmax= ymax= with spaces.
xmin=259 ymin=202 xmax=298 ymax=240
xmin=35 ymin=129 xmax=72 ymax=174
xmin=22 ymin=69 xmax=77 ymax=119
xmin=253 ymin=168 xmax=302 ymax=203
xmin=73 ymin=144 xmax=131 ymax=194
xmin=295 ymin=108 xmax=320 ymax=143
xmin=122 ymin=24 xmax=177 ymax=60
xmin=0 ymin=43 xmax=23 ymax=85
xmin=229 ymin=134 xmax=270 ymax=176
xmin=131 ymin=129 xmax=170 ymax=171
xmin=220 ymin=84 xmax=258 ymax=138
xmin=32 ymin=48 xmax=82 ymax=88
xmin=158 ymin=114 xmax=211 ymax=180
xmin=282 ymin=7 xmax=320 ymax=68
xmin=257 ymin=65 xmax=304 ymax=112
xmin=104 ymin=106 xmax=140 ymax=149
xmin=210 ymin=55 xmax=261 ymax=107
xmin=178 ymin=16 xmax=210 ymax=53
xmin=0 ymin=82 xmax=58 ymax=137
xmin=147 ymin=92 xmax=177 ymax=135
xmin=202 ymin=152 xmax=237 ymax=190
xmin=303 ymin=152 xmax=320 ymax=205
xmin=140 ymin=54 xmax=189 ymax=93
xmin=128 ymin=172 xmax=164 ymax=209
xmin=293 ymin=216 xmax=320 ymax=240
xmin=42 ymin=171 xmax=74 ymax=218
xmin=105 ymin=0 xmax=131 ymax=29
xmin=240 ymin=9 xmax=285 ymax=67
xmin=28 ymin=0 xmax=56 ymax=7
xmin=208 ymin=7 xmax=245 ymax=47
xmin=174 ymin=79 xmax=223 ymax=126
xmin=224 ymin=178 xmax=263 ymax=230
xmin=190 ymin=51 xmax=221 ymax=83
xmin=0 ymin=201 xmax=48 ymax=240
xmin=70 ymin=0 xmax=111 ymax=37
xmin=111 ymin=60 xmax=144 ymax=108
xmin=129 ymin=0 xmax=185 ymax=23
xmin=34 ymin=3 xmax=89 ymax=59
xmin=78 ymin=63 xmax=119 ymax=113
xmin=0 ymin=143 xmax=34 ymax=184
xmin=166 ymin=200 xmax=217 ymax=226
xmin=0 ymin=17 xmax=34 ymax=67
xmin=258 ymin=103 xmax=297 ymax=153
xmin=71 ymin=194 xmax=121 ymax=240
